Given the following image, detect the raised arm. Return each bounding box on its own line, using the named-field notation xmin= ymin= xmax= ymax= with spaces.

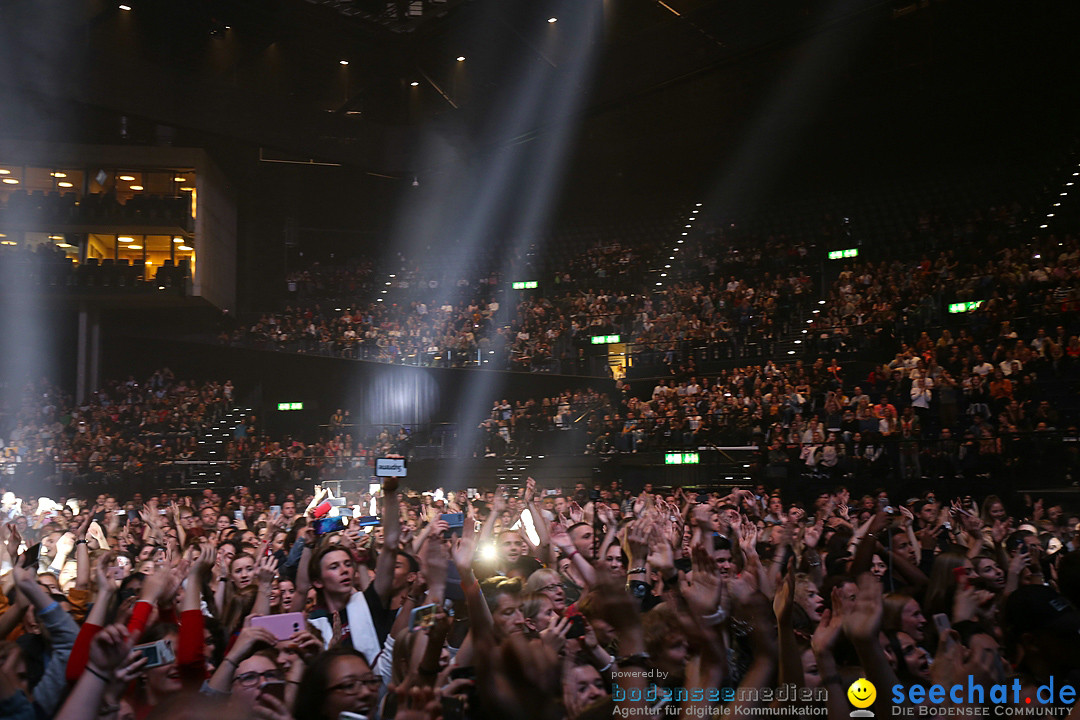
xmin=844 ymin=574 xmax=903 ymax=716
xmin=53 ymin=624 xmax=135 ymax=720
xmin=372 ymin=478 xmax=401 ymax=605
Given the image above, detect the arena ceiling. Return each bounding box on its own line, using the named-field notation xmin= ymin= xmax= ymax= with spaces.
xmin=0 ymin=0 xmax=1076 ymax=188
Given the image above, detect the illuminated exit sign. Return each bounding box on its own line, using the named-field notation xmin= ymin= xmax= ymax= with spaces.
xmin=591 ymin=335 xmax=621 ymax=345
xmin=948 ymin=301 xmax=983 ymax=314
xmin=827 ymin=248 xmax=859 ymax=260
xmin=277 ymin=402 xmax=304 ymax=411
xmin=512 ymin=281 xmax=538 ymax=290
xmin=665 ymin=452 xmax=699 ymax=465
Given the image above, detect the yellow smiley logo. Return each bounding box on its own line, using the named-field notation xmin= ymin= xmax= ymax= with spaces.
xmin=847 ymin=678 xmax=876 ymax=709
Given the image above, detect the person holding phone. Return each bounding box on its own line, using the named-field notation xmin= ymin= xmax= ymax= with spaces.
xmin=306 ymin=478 xmax=402 ymax=664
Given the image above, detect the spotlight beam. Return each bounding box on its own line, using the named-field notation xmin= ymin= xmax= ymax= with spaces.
xmin=417 ymin=66 xmax=459 ymax=109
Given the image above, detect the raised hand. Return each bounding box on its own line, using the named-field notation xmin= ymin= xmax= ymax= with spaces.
xmin=255 ymin=554 xmax=279 ymax=585
xmin=842 ymin=574 xmax=883 ymax=643
xmin=646 ymin=530 xmax=675 ymax=578
xmin=596 ymin=503 xmax=616 ymax=530
xmin=139 ymin=562 xmax=174 ymax=603
xmin=192 ymin=543 xmax=216 ymax=576
xmin=622 ymin=518 xmax=650 ymax=566
xmin=253 ymin=692 xmax=294 ymax=720
xmin=451 ymin=534 xmax=477 ymax=576
xmin=568 ymin=502 xmax=585 ymax=525
xmin=550 ymin=526 xmax=574 ymax=556
xmin=94 ymin=552 xmax=120 ymax=593
xmin=111 ymin=650 xmax=149 ymax=687
xmin=811 ymin=607 xmax=844 ymax=657
xmin=523 ymin=477 xmax=536 ymax=505
xmin=991 ymin=519 xmax=1011 ymax=545
xmin=230 ymin=625 xmax=279 ymax=660
xmin=683 ymin=542 xmax=722 ymax=616
xmin=538 ymin=614 xmax=570 ymax=654
xmin=88 ymin=624 xmax=134 ymax=675
xmin=284 ymin=631 xmax=324 ymax=663
xmin=691 ymin=504 xmax=715 ymax=532
xmin=738 ymin=522 xmax=759 ymax=557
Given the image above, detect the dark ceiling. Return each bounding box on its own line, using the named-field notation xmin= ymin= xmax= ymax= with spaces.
xmin=0 ymin=0 xmax=1077 ymax=221
xmin=0 ymin=0 xmax=993 ymax=175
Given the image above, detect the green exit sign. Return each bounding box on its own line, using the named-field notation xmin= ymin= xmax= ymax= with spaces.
xmin=590 ymin=335 xmax=621 ymax=345
xmin=512 ymin=281 xmax=538 ymax=290
xmin=665 ymin=452 xmax=700 ymax=465
xmin=948 ymin=301 xmax=983 ymax=314
xmin=277 ymin=402 xmax=304 ymax=411
xmin=827 ymin=248 xmax=859 ymax=260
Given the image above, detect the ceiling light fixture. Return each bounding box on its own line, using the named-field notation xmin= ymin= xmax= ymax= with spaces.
xmin=457 ymin=56 xmax=465 ymax=62
xmin=119 ymin=175 xmax=135 ymax=181
xmin=119 ymin=4 xmax=131 ymax=10
xmin=339 ymin=60 xmax=349 ymax=65
xmin=2 ymin=178 xmax=18 ymax=184
xmin=548 ymin=17 xmax=557 ymax=23
xmin=127 ymin=244 xmax=143 ymax=249
xmin=173 ymin=237 xmax=183 ymax=243
xmin=410 ymin=81 xmax=419 ymax=87
xmin=51 ymin=172 xmax=66 ymax=178
xmin=57 ymin=181 xmax=73 ymax=188
xmin=118 ymin=236 xmax=134 ymax=242
xmin=129 ymin=185 xmax=144 ymax=190
xmin=0 ymin=169 xmax=9 ymax=175
xmin=178 ymin=245 xmax=193 ymax=251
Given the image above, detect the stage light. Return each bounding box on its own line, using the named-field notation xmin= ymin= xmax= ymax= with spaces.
xmin=457 ymin=56 xmax=465 ymax=62
xmin=340 ymin=60 xmax=349 ymax=65
xmin=119 ymin=4 xmax=131 ymax=10
xmin=548 ymin=17 xmax=557 ymax=23
xmin=410 ymin=81 xmax=419 ymax=87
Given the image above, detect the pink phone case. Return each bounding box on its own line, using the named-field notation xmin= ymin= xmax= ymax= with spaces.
xmin=251 ymin=612 xmax=306 ymax=640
